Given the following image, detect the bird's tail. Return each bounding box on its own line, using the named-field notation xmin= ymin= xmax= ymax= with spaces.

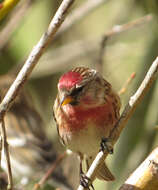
xmin=87 ymin=158 xmax=115 ymax=181
xmin=96 ymin=162 xmax=115 ymax=181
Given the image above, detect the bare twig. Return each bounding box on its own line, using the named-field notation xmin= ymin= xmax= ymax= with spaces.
xmin=0 ymin=0 xmax=33 ymax=50
xmin=118 ymin=72 xmax=136 ymax=95
xmin=119 ymin=147 xmax=158 ymax=190
xmin=102 ymin=14 xmax=152 ymax=40
xmin=96 ymin=35 xmax=108 ymax=73
xmin=96 ymin=14 xmax=152 ymax=72
xmin=55 ymin=0 xmax=108 ymax=39
xmin=0 ymin=119 xmax=13 ymax=190
xmin=0 ymin=0 xmax=74 ymax=115
xmin=32 ymin=14 xmax=153 ymax=79
xmin=77 ymin=57 xmax=158 ymax=190
xmin=33 ymin=152 xmax=67 ymax=190
xmin=0 ymin=0 xmax=74 ymax=189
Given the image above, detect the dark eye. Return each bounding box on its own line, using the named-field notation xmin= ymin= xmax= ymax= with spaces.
xmin=70 ymin=86 xmax=84 ymax=97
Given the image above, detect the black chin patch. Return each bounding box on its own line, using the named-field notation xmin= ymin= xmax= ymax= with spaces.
xmin=69 ymin=100 xmax=79 ymax=106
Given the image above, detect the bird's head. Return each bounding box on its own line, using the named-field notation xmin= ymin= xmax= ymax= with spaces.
xmin=57 ymin=67 xmax=110 ymax=108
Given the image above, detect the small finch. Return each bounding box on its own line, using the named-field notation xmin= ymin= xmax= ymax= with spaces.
xmin=53 ymin=67 xmax=121 ymax=184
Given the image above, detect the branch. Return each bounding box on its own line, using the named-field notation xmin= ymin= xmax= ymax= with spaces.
xmin=33 ymin=152 xmax=67 ymax=190
xmin=0 ymin=0 xmax=74 ymax=189
xmin=0 ymin=119 xmax=13 ymax=190
xmin=55 ymin=0 xmax=108 ymax=39
xmin=118 ymin=72 xmax=136 ymax=96
xmin=102 ymin=14 xmax=152 ymax=39
xmin=96 ymin=14 xmax=152 ymax=72
xmin=119 ymin=147 xmax=158 ymax=190
xmin=77 ymin=57 xmax=158 ymax=190
xmin=0 ymin=0 xmax=20 ymax=21
xmin=0 ymin=0 xmax=74 ymax=115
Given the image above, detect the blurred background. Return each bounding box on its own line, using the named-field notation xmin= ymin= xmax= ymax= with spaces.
xmin=0 ymin=0 xmax=158 ymax=189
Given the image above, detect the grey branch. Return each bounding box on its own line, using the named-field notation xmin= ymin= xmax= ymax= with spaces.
xmin=33 ymin=152 xmax=67 ymax=190
xmin=77 ymin=57 xmax=158 ymax=190
xmin=0 ymin=0 xmax=74 ymax=115
xmin=0 ymin=119 xmax=13 ymax=190
xmin=97 ymin=14 xmax=153 ymax=73
xmin=0 ymin=0 xmax=74 ymax=189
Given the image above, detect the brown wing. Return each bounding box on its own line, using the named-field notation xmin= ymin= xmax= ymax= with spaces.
xmin=103 ymin=78 xmax=121 ymax=120
xmin=53 ymin=106 xmax=60 ymax=138
xmin=53 ymin=94 xmax=66 ymax=146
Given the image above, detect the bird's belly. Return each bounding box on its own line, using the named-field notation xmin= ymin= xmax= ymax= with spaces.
xmin=62 ymin=122 xmax=105 ymax=157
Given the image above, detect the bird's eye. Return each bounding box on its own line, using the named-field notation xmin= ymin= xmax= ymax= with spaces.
xmin=70 ymin=86 xmax=84 ymax=97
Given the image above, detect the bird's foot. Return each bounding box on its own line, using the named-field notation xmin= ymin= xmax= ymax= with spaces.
xmin=100 ymin=137 xmax=113 ymax=154
xmin=80 ymin=173 xmax=94 ymax=190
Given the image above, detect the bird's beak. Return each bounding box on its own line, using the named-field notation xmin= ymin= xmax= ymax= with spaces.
xmin=60 ymin=96 xmax=73 ymax=106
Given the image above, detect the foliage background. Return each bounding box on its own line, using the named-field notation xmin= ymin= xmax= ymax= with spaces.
xmin=0 ymin=0 xmax=158 ymax=189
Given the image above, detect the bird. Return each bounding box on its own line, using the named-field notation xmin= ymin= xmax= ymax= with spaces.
xmin=53 ymin=67 xmax=121 ymax=186
xmin=0 ymin=74 xmax=72 ymax=190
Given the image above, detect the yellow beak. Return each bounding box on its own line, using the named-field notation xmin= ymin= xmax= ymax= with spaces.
xmin=60 ymin=96 xmax=73 ymax=106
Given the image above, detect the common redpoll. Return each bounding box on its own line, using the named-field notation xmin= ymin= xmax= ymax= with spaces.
xmin=53 ymin=67 xmax=121 ymax=186
xmin=0 ymin=75 xmax=72 ymax=190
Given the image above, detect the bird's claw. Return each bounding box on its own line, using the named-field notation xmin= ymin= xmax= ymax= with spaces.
xmin=80 ymin=173 xmax=94 ymax=190
xmin=100 ymin=137 xmax=113 ymax=154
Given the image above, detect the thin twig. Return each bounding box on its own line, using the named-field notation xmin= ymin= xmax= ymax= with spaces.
xmin=118 ymin=72 xmax=136 ymax=96
xmin=103 ymin=14 xmax=152 ymax=39
xmin=0 ymin=0 xmax=75 ymax=115
xmin=0 ymin=0 xmax=74 ymax=189
xmin=55 ymin=0 xmax=108 ymax=39
xmin=77 ymin=57 xmax=158 ymax=190
xmin=96 ymin=14 xmax=152 ymax=73
xmin=32 ymin=14 xmax=153 ymax=79
xmin=0 ymin=119 xmax=13 ymax=190
xmin=119 ymin=147 xmax=158 ymax=190
xmin=33 ymin=152 xmax=67 ymax=190
xmin=96 ymin=36 xmax=108 ymax=73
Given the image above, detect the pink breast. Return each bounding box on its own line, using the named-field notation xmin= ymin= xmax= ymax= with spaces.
xmin=61 ymin=102 xmax=116 ymax=132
